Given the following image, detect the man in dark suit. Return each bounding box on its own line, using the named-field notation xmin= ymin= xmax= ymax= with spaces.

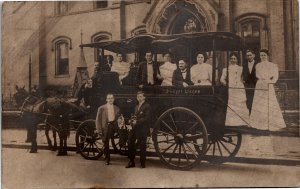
xmin=126 ymin=91 xmax=151 ymax=168
xmin=172 ymin=59 xmax=194 ymax=87
xmin=242 ymin=49 xmax=258 ymax=114
xmin=96 ymin=93 xmax=120 ymax=165
xmin=136 ymin=51 xmax=161 ymax=88
xmin=101 ymin=55 xmax=113 ymax=72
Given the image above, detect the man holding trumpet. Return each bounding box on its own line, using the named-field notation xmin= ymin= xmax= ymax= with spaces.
xmin=126 ymin=91 xmax=151 ymax=168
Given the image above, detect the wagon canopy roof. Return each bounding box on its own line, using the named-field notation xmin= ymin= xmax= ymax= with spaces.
xmin=80 ymin=32 xmax=244 ymax=53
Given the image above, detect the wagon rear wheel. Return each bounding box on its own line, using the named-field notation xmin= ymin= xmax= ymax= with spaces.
xmin=152 ymin=107 xmax=208 ymax=170
xmin=111 ymin=129 xmax=129 ymax=155
xmin=75 ymin=119 xmax=104 ymax=160
xmin=206 ymin=128 xmax=242 ymax=163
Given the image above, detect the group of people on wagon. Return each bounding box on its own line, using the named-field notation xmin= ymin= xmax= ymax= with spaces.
xmin=220 ymin=49 xmax=286 ymax=131
xmin=95 ymin=49 xmax=285 ymax=131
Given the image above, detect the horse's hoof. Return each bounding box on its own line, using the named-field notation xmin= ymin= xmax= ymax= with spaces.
xmin=56 ymin=151 xmax=63 ymax=156
xmin=30 ymin=149 xmax=37 ymax=153
xmin=51 ymin=146 xmax=57 ymax=151
xmin=57 ymin=151 xmax=67 ymax=156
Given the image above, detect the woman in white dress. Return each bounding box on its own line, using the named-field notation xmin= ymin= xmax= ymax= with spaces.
xmin=249 ymin=49 xmax=286 ymax=131
xmin=111 ymin=53 xmax=130 ymax=84
xmin=158 ymin=53 xmax=177 ymax=86
xmin=220 ymin=52 xmax=249 ymax=126
xmin=190 ymin=52 xmax=212 ymax=86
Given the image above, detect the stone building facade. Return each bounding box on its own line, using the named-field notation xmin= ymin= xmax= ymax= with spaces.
xmin=2 ymin=0 xmax=298 ymax=101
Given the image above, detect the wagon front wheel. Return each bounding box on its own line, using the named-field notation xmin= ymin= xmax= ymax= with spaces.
xmin=75 ymin=119 xmax=104 ymax=160
xmin=152 ymin=107 xmax=208 ymax=170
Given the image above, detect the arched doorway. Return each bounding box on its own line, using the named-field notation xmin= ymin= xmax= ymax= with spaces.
xmin=157 ymin=1 xmax=209 ymax=34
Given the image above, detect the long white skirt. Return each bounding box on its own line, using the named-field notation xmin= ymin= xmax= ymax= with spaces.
xmin=225 ymin=88 xmax=249 ymax=126
xmin=249 ymin=81 xmax=286 ymax=131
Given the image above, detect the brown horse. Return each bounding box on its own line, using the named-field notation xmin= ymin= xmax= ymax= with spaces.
xmin=13 ymin=86 xmax=87 ymax=155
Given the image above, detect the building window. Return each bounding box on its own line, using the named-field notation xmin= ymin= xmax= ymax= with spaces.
xmin=94 ymin=0 xmax=108 ymax=9
xmin=55 ymin=1 xmax=68 ymax=15
xmin=241 ymin=20 xmax=261 ymax=52
xmin=56 ymin=42 xmax=69 ymax=75
xmin=91 ymin=32 xmax=112 ymax=62
xmin=52 ymin=36 xmax=72 ymax=76
xmin=235 ymin=14 xmax=268 ymax=52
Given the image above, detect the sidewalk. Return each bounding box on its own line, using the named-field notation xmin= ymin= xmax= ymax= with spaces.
xmin=2 ymin=128 xmax=300 ymax=163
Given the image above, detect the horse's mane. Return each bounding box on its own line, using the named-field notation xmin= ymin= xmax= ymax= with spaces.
xmin=21 ymin=95 xmax=47 ymax=114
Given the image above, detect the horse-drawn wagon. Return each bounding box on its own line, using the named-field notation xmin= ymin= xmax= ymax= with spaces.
xmin=75 ymin=32 xmax=244 ymax=170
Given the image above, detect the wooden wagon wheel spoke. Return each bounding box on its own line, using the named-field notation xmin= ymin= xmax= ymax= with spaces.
xmin=184 ymin=133 xmax=203 ymax=140
xmin=206 ymin=143 xmax=212 ymax=151
xmin=95 ymin=141 xmax=104 ymax=146
xmin=156 ymin=130 xmax=174 ymax=136
xmin=169 ymin=113 xmax=178 ymax=132
xmin=185 ymin=122 xmax=199 ymax=134
xmin=223 ymin=134 xmax=239 ymax=137
xmin=114 ymin=141 xmax=120 ymax=146
xmin=183 ymin=143 xmax=199 ymax=159
xmin=168 ymin=144 xmax=178 ymax=163
xmin=161 ymin=142 xmax=176 ymax=154
xmin=216 ymin=141 xmax=223 ymax=157
xmin=161 ymin=120 xmax=176 ymax=133
xmin=81 ymin=142 xmax=89 ymax=151
xmin=212 ymin=143 xmax=216 ymax=156
xmin=91 ymin=144 xmax=96 ymax=156
xmin=219 ymin=140 xmax=232 ymax=154
xmin=78 ymin=134 xmax=87 ymax=139
xmin=181 ymin=144 xmax=190 ymax=163
xmin=93 ymin=142 xmax=102 ymax=153
xmin=177 ymin=144 xmax=182 ymax=165
xmin=157 ymin=138 xmax=175 ymax=143
xmin=184 ymin=140 xmax=203 ymax=148
xmin=87 ymin=143 xmax=92 ymax=156
xmin=220 ymin=138 xmax=237 ymax=146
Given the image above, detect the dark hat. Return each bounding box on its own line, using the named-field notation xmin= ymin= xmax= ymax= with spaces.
xmin=137 ymin=91 xmax=145 ymax=95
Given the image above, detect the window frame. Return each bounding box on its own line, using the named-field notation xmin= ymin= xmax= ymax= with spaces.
xmin=91 ymin=32 xmax=112 ymax=62
xmin=94 ymin=0 xmax=108 ymax=9
xmin=52 ymin=36 xmax=72 ymax=77
xmin=55 ymin=1 xmax=69 ymax=15
xmin=235 ymin=13 xmax=268 ymax=51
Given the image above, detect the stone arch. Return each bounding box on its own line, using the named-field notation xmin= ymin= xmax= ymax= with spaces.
xmin=51 ymin=36 xmax=72 ymax=51
xmin=144 ymin=0 xmax=220 ymax=34
xmin=91 ymin=31 xmax=112 ymax=62
xmin=91 ymin=31 xmax=112 ymax=43
xmin=131 ymin=25 xmax=147 ymax=36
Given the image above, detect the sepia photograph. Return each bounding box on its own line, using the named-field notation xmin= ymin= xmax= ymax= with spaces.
xmin=1 ymin=0 xmax=299 ymax=188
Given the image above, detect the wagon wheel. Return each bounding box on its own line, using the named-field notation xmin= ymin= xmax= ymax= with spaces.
xmin=205 ymin=128 xmax=242 ymax=163
xmin=152 ymin=107 xmax=208 ymax=170
xmin=75 ymin=119 xmax=104 ymax=160
xmin=111 ymin=129 xmax=129 ymax=155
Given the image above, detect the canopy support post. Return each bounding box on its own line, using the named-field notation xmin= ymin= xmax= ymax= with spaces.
xmin=212 ymin=39 xmax=216 ymax=86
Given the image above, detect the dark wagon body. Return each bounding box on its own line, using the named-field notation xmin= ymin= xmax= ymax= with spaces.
xmin=76 ymin=32 xmax=245 ymax=170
